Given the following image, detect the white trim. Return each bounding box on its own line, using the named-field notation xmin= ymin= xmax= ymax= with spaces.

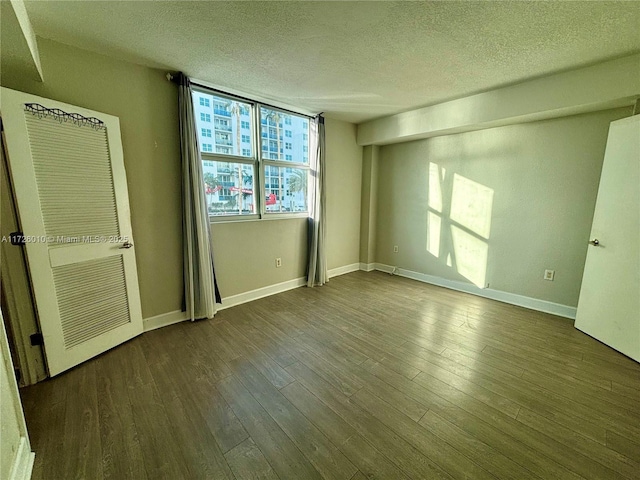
xmin=328 ymin=263 xmax=360 ymax=278
xmin=359 ymin=262 xmax=376 ymax=272
xmin=143 ymin=310 xmax=188 ymax=332
xmin=9 ymin=437 xmax=34 ymax=480
xmin=374 ymin=263 xmax=577 ymax=319
xmin=218 ymin=277 xmax=307 ymax=311
xmin=374 ymin=263 xmax=394 ymax=274
xmin=143 ymin=276 xmax=308 ymax=331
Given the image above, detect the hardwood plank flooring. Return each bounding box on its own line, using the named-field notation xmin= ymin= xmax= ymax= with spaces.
xmin=20 ymin=271 xmax=640 ymax=479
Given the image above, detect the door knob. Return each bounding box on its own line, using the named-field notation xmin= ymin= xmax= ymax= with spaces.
xmin=120 ymin=241 xmax=133 ymax=249
xmin=589 ymin=239 xmax=600 ymax=246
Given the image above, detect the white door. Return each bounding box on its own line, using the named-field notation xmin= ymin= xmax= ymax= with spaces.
xmin=574 ymin=114 xmax=640 ymax=362
xmin=1 ymin=87 xmax=143 ymax=376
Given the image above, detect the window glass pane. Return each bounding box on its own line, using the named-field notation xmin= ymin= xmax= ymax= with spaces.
xmin=264 ymin=167 xmax=308 ymax=213
xmin=192 ymin=92 xmax=253 ymax=157
xmin=202 ymin=161 xmax=256 ymax=216
xmin=259 ymin=107 xmax=309 ymax=164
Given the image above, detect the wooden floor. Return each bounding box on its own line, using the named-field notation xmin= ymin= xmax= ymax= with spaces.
xmin=21 ymin=271 xmax=640 ymax=480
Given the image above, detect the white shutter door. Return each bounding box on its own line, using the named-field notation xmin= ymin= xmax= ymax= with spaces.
xmin=1 ymin=87 xmax=143 ymax=376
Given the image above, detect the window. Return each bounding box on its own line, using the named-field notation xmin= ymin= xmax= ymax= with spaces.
xmin=215 ymin=118 xmax=230 ymax=130
xmin=193 ymin=89 xmax=310 ymax=218
xmin=260 ymin=106 xmax=309 ymax=213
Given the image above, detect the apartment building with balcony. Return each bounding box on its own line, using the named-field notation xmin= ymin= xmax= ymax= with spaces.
xmin=193 ymin=92 xmax=309 ymax=215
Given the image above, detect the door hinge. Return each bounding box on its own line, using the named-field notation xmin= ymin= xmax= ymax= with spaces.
xmin=30 ymin=333 xmax=44 ymax=346
xmin=9 ymin=231 xmax=25 ymax=246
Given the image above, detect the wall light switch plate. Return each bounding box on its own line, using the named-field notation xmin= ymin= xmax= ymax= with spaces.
xmin=544 ymin=269 xmax=555 ymax=281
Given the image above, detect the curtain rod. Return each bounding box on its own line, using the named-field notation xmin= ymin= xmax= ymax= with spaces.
xmin=167 ymin=72 xmax=319 ymax=120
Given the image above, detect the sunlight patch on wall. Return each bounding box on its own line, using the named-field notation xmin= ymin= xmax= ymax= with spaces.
xmin=428 ymin=162 xmax=443 ymax=212
xmin=427 ymin=211 xmax=441 ymax=257
xmin=426 ymin=163 xmax=493 ymax=288
xmin=451 ymin=225 xmax=488 ymax=288
xmin=450 ymin=173 xmax=494 ymax=239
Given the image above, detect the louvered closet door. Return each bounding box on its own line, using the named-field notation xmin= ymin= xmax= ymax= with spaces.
xmin=1 ymin=87 xmax=143 ymax=376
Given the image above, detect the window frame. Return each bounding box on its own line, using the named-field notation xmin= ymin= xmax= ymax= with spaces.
xmin=257 ymin=104 xmax=310 ymax=217
xmin=192 ymin=87 xmax=312 ymax=222
xmin=193 ymin=87 xmax=259 ymax=221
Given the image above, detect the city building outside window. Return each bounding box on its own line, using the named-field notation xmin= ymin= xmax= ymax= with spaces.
xmin=192 ymin=89 xmax=310 ymax=218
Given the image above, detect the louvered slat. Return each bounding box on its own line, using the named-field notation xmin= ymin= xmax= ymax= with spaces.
xmin=52 ymin=255 xmax=131 ymax=349
xmin=25 ymin=114 xmax=120 ymax=243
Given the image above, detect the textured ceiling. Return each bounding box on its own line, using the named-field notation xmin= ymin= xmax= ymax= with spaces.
xmin=21 ymin=1 xmax=640 ymax=123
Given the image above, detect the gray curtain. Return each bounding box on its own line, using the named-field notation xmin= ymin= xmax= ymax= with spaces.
xmin=177 ymin=73 xmax=221 ymax=320
xmin=307 ymin=115 xmax=327 ymax=287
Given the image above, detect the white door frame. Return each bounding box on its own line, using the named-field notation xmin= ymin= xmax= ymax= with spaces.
xmin=1 ymin=121 xmax=47 ymax=386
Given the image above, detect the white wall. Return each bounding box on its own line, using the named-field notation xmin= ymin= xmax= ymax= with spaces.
xmin=325 ymin=118 xmax=363 ymax=270
xmin=374 ymin=108 xmax=632 ymax=309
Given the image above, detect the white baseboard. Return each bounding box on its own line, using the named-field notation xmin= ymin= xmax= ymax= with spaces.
xmin=143 ymin=277 xmax=307 ymax=331
xmin=9 ymin=437 xmax=34 ymax=480
xmin=373 ymin=263 xmax=577 ymax=319
xmin=218 ymin=276 xmax=307 ymax=311
xmin=359 ymin=262 xmax=375 ymax=272
xmin=373 ymin=263 xmax=394 ymax=274
xmin=328 ymin=263 xmax=360 ymax=278
xmin=143 ymin=310 xmax=188 ymax=332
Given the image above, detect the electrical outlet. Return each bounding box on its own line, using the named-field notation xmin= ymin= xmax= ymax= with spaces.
xmin=275 ymin=258 xmax=282 ymax=268
xmin=544 ymin=269 xmax=555 ymax=281
xmin=393 ymin=245 xmax=399 ymax=253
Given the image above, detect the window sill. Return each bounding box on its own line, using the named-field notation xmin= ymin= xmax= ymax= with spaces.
xmin=209 ymin=213 xmax=309 ymax=225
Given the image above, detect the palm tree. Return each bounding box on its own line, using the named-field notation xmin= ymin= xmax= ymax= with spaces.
xmin=230 ymin=166 xmax=254 ymax=214
xmin=287 ymin=169 xmax=308 ymax=210
xmin=203 ymin=172 xmax=220 ymax=210
xmin=266 ymin=111 xmax=283 ymax=160
xmin=229 ymin=102 xmax=242 ymax=155
xmin=288 ymin=169 xmax=307 ymax=194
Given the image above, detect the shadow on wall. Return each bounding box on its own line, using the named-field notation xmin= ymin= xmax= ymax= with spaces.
xmin=427 ymin=162 xmax=494 ymax=288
